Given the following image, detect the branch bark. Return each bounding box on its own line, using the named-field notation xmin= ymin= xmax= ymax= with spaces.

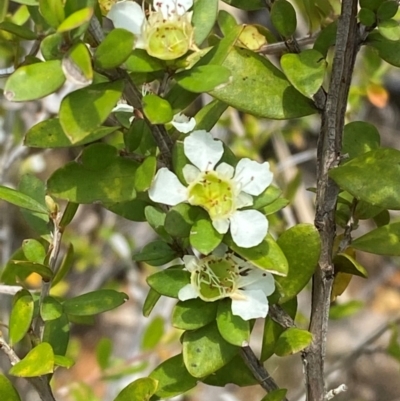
xmin=304 ymin=1 xmax=360 ymax=400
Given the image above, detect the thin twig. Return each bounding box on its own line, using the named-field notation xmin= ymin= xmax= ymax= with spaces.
xmin=240 ymin=345 xmax=288 ymax=400
xmin=304 ymin=1 xmax=361 ymax=400
xmin=257 ymin=34 xmax=319 ymax=55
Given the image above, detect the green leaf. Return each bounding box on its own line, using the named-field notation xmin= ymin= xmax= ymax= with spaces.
xmin=209 ymin=46 xmax=316 ymax=119
xmin=378 ymin=19 xmax=400 ymax=40
xmin=22 ymin=239 xmax=46 ymax=263
xmin=59 ymin=81 xmax=123 ymax=143
xmin=202 ymin=354 xmax=257 ymax=386
xmin=63 ymin=289 xmax=128 ymax=316
xmin=352 ymin=222 xmax=400 ymax=255
xmin=329 ymin=300 xmax=364 ymax=319
xmin=377 ymin=0 xmax=398 ymax=20
xmin=226 ymin=234 xmax=289 ymax=276
xmin=366 ymin=32 xmax=400 ymax=67
xmin=41 ymin=32 xmax=65 ymax=60
xmin=54 ymin=355 xmax=74 ymax=369
xmin=9 ymin=289 xmax=34 ymax=346
xmin=146 ymin=267 xmax=190 ymax=298
xmin=96 ymin=337 xmax=112 ymax=370
xmin=143 ymin=288 xmax=162 ymax=317
xmin=4 ymin=60 xmax=65 ymax=102
xmin=149 ymin=354 xmax=197 ymax=399
xmin=313 ymin=20 xmax=337 ymax=57
xmin=190 ymin=211 xmax=223 ymax=254
xmin=271 ymin=0 xmax=297 ymax=37
xmin=47 ymin=143 xmax=138 ymax=204
xmin=218 ymin=10 xmax=238 ymax=36
xmin=221 ymin=0 xmax=266 ymax=10
xmin=142 ymin=94 xmax=173 ymax=124
xmin=360 ymin=0 xmax=385 ymax=11
xmin=275 ymin=224 xmax=321 ymax=303
xmin=18 ymin=175 xmax=49 ymax=238
xmin=94 ymin=28 xmax=135 ymax=69
xmin=0 ymin=374 xmax=21 ymax=401
xmin=62 ymin=41 xmax=93 ymax=85
xmin=175 ymin=65 xmax=232 ymax=93
xmin=342 ymin=121 xmax=380 ymax=161
xmin=192 ymin=0 xmax=219 ymax=45
xmin=0 ymin=21 xmax=37 ymax=39
xmin=9 ymin=343 xmax=54 ymax=377
xmin=114 ymin=378 xmax=158 ymax=401
xmin=261 ymin=298 xmax=297 ymax=362
xmin=41 ymin=296 xmax=63 ymax=321
xmin=52 ymin=243 xmax=74 ymax=287
xmin=107 ymin=198 xmax=148 ymax=222
xmin=125 ymin=49 xmax=165 ymax=72
xmin=8 ymin=260 xmax=53 ymax=280
xmin=334 ymin=253 xmax=368 ymax=278
xmin=387 ymin=324 xmax=400 ymax=362
xmin=280 ymin=49 xmax=326 ymax=98
xmin=39 ymin=0 xmax=65 ymax=28
xmin=274 ymin=328 xmax=312 ymax=356
xmin=358 ymin=8 xmax=376 ymax=26
xmin=24 ymin=118 xmax=118 ymax=148
xmin=172 ymin=298 xmax=218 ymax=330
xmin=165 ymin=204 xmax=200 ymax=238
xmin=134 ymin=156 xmax=156 ymax=192
xmin=329 ymin=148 xmax=400 ymax=210
xmin=133 ymin=241 xmax=177 ymax=266
xmin=252 ymin=185 xmax=282 ymax=210
xmin=0 ymin=185 xmax=48 ymax=214
xmin=260 ymin=389 xmax=288 ymax=401
xmin=216 ymin=299 xmax=249 ymax=346
xmin=194 ymin=99 xmax=228 ymax=131
xmin=145 ymin=206 xmax=171 ymax=241
xmin=43 ymin=313 xmax=70 ymax=356
xmin=141 ymin=315 xmax=164 ymax=351
xmin=182 ymin=322 xmax=239 ymax=377
xmin=57 ymin=6 xmax=93 ymax=32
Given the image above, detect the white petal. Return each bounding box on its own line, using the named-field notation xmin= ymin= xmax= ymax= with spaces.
xmin=230 ymin=210 xmax=268 ymax=248
xmin=171 ymin=113 xmax=196 ymax=133
xmin=112 ymin=104 xmax=134 ymax=113
xmin=148 ymin=168 xmax=188 ymax=205
xmin=237 ymin=269 xmax=275 ymax=296
xmin=107 ymin=1 xmax=145 ymax=35
xmin=212 ymin=243 xmax=228 ymax=257
xmin=154 ymin=0 xmax=193 ymax=18
xmin=182 ymin=164 xmax=201 ymax=184
xmin=178 ymin=284 xmax=198 ymax=301
xmin=234 ymin=159 xmax=273 ymax=196
xmin=236 ymin=192 xmax=253 ymax=209
xmin=182 ymin=255 xmax=198 ymax=272
xmin=231 ymin=289 xmax=269 ymax=320
xmin=216 ymin=162 xmax=234 ymax=179
xmin=184 ymin=130 xmax=223 ymax=171
xmin=212 ymin=218 xmax=230 ymax=234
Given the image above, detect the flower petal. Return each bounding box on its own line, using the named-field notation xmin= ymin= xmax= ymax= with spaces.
xmin=112 ymin=104 xmax=134 ymax=113
xmin=154 ymin=0 xmax=193 ymax=18
xmin=212 ymin=243 xmax=229 ymax=257
xmin=182 ymin=255 xmax=198 ymax=272
xmin=184 ymin=130 xmax=223 ymax=171
xmin=107 ymin=1 xmax=145 ymax=35
xmin=230 ymin=210 xmax=268 ymax=248
xmin=171 ymin=113 xmax=196 ymax=133
xmin=231 ymin=289 xmax=269 ymax=320
xmin=216 ymin=162 xmax=234 ymax=179
xmin=178 ymin=283 xmax=198 ymax=301
xmin=212 ymin=218 xmax=230 ymax=234
xmin=234 ymin=159 xmax=273 ymax=196
xmin=236 ymin=191 xmax=253 ymax=209
xmin=237 ymin=269 xmax=275 ymax=296
xmin=148 ymin=168 xmax=188 ymax=205
xmin=182 ymin=164 xmax=201 ymax=184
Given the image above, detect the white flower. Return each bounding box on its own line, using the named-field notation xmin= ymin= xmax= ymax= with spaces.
xmin=178 ymin=246 xmax=275 ymax=320
xmin=148 ymin=130 xmax=273 ymax=248
xmin=107 ymin=0 xmax=196 ymax=60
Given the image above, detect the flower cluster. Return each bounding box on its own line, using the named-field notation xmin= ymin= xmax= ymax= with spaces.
xmin=108 ymin=0 xmax=197 ymax=60
xmin=178 ymin=245 xmax=275 ymax=321
xmin=149 ymin=130 xmax=273 ymax=248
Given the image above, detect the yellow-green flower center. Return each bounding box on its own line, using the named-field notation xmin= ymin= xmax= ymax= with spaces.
xmin=191 ymin=256 xmax=239 ymax=301
xmin=146 ymin=21 xmax=191 ymax=60
xmin=188 ymin=171 xmax=235 ymax=220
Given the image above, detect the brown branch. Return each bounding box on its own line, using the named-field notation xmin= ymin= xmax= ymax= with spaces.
xmin=256 ymin=34 xmax=318 ymax=55
xmin=304 ymin=1 xmax=361 ymax=400
xmin=240 ymin=345 xmax=288 ymax=400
